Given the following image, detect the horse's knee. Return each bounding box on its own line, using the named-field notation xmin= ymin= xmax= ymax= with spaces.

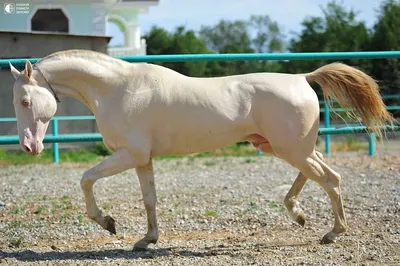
xmin=80 ymin=170 xmax=95 ymax=191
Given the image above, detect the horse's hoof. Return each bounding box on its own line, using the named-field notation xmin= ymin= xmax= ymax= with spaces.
xmin=132 ymin=245 xmax=148 ymax=252
xmin=295 ymin=213 xmax=306 ymax=227
xmin=320 ymin=233 xmax=336 ymax=244
xmin=104 ymin=215 xmax=116 ymax=235
xmin=132 ymin=236 xmax=157 ymax=251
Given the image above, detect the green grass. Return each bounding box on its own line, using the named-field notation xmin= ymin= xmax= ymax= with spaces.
xmin=0 ymin=142 xmax=259 ymax=165
xmin=0 ymin=137 xmax=370 ymax=166
xmin=0 ymin=147 xmax=99 ymax=165
xmin=204 ymin=209 xmax=217 ymax=217
xmin=8 ymin=236 xmax=24 ymax=248
xmin=204 ymin=160 xmax=217 ymax=166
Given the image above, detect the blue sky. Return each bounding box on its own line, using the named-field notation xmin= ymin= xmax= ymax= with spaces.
xmin=107 ymin=0 xmax=383 ymax=46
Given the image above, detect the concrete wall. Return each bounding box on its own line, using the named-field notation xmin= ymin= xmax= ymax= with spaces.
xmin=0 ymin=1 xmax=106 ymax=36
xmin=0 ymin=31 xmax=111 ymax=147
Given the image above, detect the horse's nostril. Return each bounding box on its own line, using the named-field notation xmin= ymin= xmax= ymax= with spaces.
xmin=23 ymin=145 xmax=32 ymax=153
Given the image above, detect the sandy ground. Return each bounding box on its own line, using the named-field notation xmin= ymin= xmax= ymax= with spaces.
xmin=0 ymin=151 xmax=399 ymax=265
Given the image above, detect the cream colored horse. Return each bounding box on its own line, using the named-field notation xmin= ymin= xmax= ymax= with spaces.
xmin=9 ymin=49 xmax=393 ymax=251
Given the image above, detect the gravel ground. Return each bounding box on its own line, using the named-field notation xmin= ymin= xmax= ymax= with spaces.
xmin=0 ymin=152 xmax=399 ymax=265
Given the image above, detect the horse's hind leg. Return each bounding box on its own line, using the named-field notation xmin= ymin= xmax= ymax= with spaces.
xmin=292 ymin=151 xmax=348 ymax=243
xmin=257 ymin=139 xmax=324 ymax=228
xmin=284 ymin=172 xmax=308 ymax=226
xmin=283 ymin=151 xmax=324 ymax=227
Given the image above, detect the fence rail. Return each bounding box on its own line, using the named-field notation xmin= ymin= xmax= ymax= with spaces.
xmin=2 ymin=51 xmax=400 ymax=67
xmin=0 ymin=51 xmax=399 ymax=163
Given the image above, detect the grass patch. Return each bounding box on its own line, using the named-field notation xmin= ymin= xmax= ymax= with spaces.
xmin=204 ymin=209 xmax=217 ymax=217
xmin=244 ymin=158 xmax=256 ymax=163
xmin=248 ymin=201 xmax=259 ymax=211
xmin=0 ymin=147 xmax=99 ymax=165
xmin=7 ymin=220 xmax=22 ymax=229
xmin=267 ymin=200 xmax=286 ymax=212
xmin=0 ymin=142 xmax=259 ymax=165
xmin=204 ymin=160 xmax=216 ymax=166
xmin=330 ymin=136 xmax=368 ymax=152
xmin=9 ymin=236 xmax=24 ymax=248
xmin=60 ymin=213 xmax=72 ymax=221
xmin=10 ymin=207 xmax=25 ymax=215
xmin=33 ymin=205 xmax=46 ymax=215
xmin=0 ymin=136 xmax=371 ymax=166
xmin=77 ymin=214 xmax=84 ymax=224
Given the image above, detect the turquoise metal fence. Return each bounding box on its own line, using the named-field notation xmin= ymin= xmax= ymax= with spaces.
xmin=2 ymin=51 xmax=400 ymax=67
xmin=320 ymin=94 xmax=400 ymax=156
xmin=0 ymin=51 xmax=399 ymax=163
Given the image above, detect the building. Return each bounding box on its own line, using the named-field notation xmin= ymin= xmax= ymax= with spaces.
xmin=0 ymin=0 xmax=159 ymax=56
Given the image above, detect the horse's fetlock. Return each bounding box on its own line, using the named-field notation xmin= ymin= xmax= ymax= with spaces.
xmin=284 ymin=195 xmax=296 ymax=210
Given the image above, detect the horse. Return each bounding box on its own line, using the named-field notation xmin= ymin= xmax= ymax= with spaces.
xmin=8 ymin=49 xmax=393 ymax=251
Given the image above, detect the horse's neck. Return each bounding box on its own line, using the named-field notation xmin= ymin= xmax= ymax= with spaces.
xmin=36 ymin=56 xmax=131 ymax=113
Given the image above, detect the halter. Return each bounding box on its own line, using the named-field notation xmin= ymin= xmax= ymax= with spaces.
xmin=33 ymin=64 xmax=61 ymax=103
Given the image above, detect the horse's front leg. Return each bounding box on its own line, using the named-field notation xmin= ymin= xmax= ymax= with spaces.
xmin=133 ymin=158 xmax=159 ymax=251
xmin=80 ymin=147 xmax=136 ymax=234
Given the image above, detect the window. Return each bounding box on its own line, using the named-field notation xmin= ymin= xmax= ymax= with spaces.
xmin=31 ymin=9 xmax=69 ymax=33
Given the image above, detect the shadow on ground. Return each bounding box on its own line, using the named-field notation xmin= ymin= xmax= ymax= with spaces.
xmin=0 ymin=241 xmax=311 ymax=262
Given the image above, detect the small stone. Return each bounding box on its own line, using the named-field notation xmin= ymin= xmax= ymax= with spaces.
xmin=50 ymin=245 xmax=60 ymax=251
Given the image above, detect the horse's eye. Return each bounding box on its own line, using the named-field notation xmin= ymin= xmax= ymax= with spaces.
xmin=21 ymin=100 xmax=30 ymax=107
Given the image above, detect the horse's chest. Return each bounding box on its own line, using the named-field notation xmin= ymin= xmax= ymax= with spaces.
xmin=95 ymin=115 xmax=126 ymax=151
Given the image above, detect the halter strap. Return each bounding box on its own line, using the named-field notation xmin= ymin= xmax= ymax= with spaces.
xmin=34 ymin=64 xmax=61 ymax=103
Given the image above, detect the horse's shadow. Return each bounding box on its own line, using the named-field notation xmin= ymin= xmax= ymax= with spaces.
xmin=0 ymin=248 xmax=201 ymax=262
xmin=0 ymin=246 xmax=233 ymax=262
xmin=1 ymin=242 xmax=310 ymax=262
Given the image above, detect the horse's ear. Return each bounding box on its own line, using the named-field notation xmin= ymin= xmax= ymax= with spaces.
xmin=24 ymin=60 xmax=33 ymax=80
xmin=9 ymin=62 xmax=20 ymax=80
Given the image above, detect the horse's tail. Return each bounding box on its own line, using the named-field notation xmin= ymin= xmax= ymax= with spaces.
xmin=305 ymin=62 xmax=394 ymax=139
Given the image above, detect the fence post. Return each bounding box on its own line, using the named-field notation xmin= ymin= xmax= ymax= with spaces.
xmin=324 ymin=102 xmax=331 ymax=155
xmin=368 ymin=133 xmax=376 ymax=156
xmin=51 ymin=119 xmax=59 ymax=164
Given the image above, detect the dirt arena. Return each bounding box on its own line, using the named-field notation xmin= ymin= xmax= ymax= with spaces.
xmin=0 ymin=152 xmax=399 ymax=265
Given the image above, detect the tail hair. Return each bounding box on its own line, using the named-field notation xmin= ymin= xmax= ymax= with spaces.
xmin=306 ymin=62 xmax=395 ymax=139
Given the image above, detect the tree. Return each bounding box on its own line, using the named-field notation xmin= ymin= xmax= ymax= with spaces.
xmin=282 ymin=1 xmax=371 ymax=98
xmin=199 ymin=19 xmax=256 ymax=76
xmin=368 ymin=0 xmax=400 ymax=109
xmin=285 ymin=1 xmax=370 ymax=70
xmin=199 ymin=15 xmax=286 ymax=75
xmin=144 ymin=26 xmax=211 ymax=77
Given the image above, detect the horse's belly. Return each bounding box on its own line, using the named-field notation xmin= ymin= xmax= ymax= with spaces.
xmin=151 ymin=124 xmax=252 ymax=156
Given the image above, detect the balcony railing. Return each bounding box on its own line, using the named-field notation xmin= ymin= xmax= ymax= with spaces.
xmin=107 ymin=39 xmax=147 ymax=57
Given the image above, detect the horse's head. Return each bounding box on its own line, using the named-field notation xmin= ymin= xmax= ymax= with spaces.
xmin=9 ymin=60 xmax=58 ymax=155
